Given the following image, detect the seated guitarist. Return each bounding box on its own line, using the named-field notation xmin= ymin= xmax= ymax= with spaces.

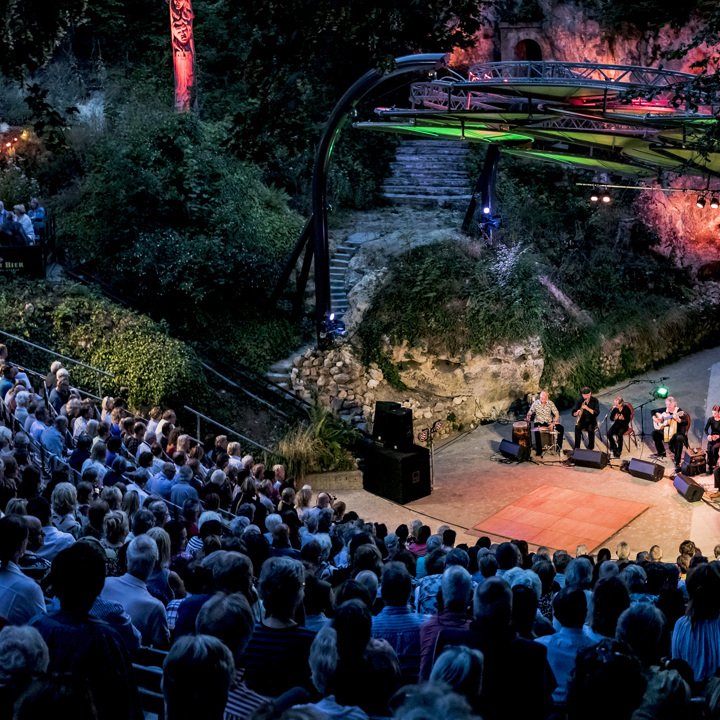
xmin=651 ymin=396 xmax=688 ymax=469
xmin=573 ymin=386 xmax=599 ymax=450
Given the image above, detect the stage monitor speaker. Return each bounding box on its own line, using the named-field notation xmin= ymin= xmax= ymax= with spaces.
xmin=499 ymin=439 xmax=528 ymax=462
xmin=362 ymin=444 xmax=431 ymax=504
xmin=627 ymin=458 xmax=664 ymax=483
xmin=673 ymin=473 xmax=705 ymax=502
xmin=373 ymin=401 xmax=413 ymax=451
xmin=573 ymin=449 xmax=609 ymax=469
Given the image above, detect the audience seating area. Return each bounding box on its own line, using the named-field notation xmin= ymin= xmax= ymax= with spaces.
xmin=1 ymin=345 xmax=720 ymax=720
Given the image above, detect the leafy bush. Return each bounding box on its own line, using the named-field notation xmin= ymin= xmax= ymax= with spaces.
xmin=0 ymin=280 xmax=205 ymax=410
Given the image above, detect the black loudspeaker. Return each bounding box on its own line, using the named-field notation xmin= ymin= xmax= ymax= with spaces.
xmin=573 ymin=449 xmax=609 ymax=469
xmin=373 ymin=401 xmax=413 ymax=451
xmin=362 ymin=444 xmax=431 ymax=504
xmin=627 ymin=458 xmax=664 ymax=483
xmin=499 ymin=439 xmax=529 ymax=462
xmin=673 ymin=473 xmax=705 ymax=502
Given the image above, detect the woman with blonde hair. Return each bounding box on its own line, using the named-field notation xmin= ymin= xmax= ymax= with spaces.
xmin=51 ymin=482 xmax=81 ymax=538
xmin=121 ymin=489 xmax=141 ymax=524
xmin=85 ymin=418 xmax=99 ymax=440
xmin=296 ymin=485 xmax=313 ymax=521
xmin=146 ymin=406 xmax=163 ymax=437
xmin=146 ymin=526 xmax=186 ymax=604
xmin=101 ymin=396 xmax=114 ymax=423
xmin=101 ymin=510 xmax=129 ymax=576
xmin=227 ymin=441 xmax=243 ymax=468
xmin=81 ymin=441 xmax=108 ymax=483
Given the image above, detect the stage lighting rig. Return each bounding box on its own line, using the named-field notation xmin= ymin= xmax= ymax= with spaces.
xmin=590 ymin=188 xmax=599 ymax=202
xmin=601 ymin=191 xmax=611 ymax=203
xmin=711 ymin=198 xmax=719 ymax=209
xmin=697 ymin=195 xmax=706 ymax=209
xmin=319 ymin=312 xmax=346 ymax=343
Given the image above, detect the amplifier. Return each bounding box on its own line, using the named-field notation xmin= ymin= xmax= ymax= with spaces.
xmin=681 ymin=448 xmax=706 ymax=477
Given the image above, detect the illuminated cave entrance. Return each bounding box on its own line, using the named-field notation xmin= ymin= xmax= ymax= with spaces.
xmin=514 ymin=39 xmax=542 ymax=61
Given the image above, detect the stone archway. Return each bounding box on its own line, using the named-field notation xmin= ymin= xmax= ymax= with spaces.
xmin=514 ymin=38 xmax=542 ymax=61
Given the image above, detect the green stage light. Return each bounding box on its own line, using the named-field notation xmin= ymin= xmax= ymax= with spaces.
xmin=655 ymin=386 xmax=669 ymax=399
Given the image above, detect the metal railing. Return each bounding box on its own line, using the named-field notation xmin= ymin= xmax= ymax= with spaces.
xmin=0 ymin=329 xmax=114 ymax=397
xmin=183 ymin=406 xmax=274 ymax=455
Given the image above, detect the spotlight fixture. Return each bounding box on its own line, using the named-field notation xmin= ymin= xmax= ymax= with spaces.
xmin=482 ymin=206 xmax=491 ymax=214
xmin=697 ymin=196 xmax=706 ymax=209
xmin=711 ymin=198 xmax=719 ymax=209
xmin=319 ymin=311 xmax=346 ymax=342
xmin=654 ymin=386 xmax=669 ymax=399
xmin=590 ymin=189 xmax=599 ymax=202
xmin=601 ymin=192 xmax=611 ymax=203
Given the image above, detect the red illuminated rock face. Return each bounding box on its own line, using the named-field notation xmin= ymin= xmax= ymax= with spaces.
xmin=169 ymin=0 xmax=195 ymax=111
xmin=635 ymin=182 xmax=720 ymax=271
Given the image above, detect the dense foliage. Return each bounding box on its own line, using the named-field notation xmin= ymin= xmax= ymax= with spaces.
xmin=0 ymin=280 xmax=205 ymax=409
xmin=359 ymin=152 xmax=710 ymax=401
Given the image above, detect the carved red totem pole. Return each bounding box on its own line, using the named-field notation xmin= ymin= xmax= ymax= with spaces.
xmin=169 ymin=0 xmax=196 ymax=110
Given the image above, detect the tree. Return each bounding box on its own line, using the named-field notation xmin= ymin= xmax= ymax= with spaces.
xmin=0 ymin=0 xmax=87 ymax=77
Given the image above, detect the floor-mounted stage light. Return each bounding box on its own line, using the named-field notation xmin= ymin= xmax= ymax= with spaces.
xmin=482 ymin=206 xmax=491 ymax=214
xmin=697 ymin=195 xmax=706 ymax=209
xmin=711 ymin=198 xmax=719 ymax=209
xmin=601 ymin=191 xmax=611 ymax=203
xmin=590 ymin=189 xmax=599 ymax=202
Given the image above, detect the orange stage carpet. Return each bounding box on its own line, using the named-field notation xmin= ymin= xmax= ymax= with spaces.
xmin=473 ymin=485 xmax=650 ymax=552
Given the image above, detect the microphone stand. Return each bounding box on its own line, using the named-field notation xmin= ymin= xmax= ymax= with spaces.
xmin=635 ymin=397 xmax=656 ymax=439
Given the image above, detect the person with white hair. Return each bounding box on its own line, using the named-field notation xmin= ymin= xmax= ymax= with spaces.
xmin=0 ymin=625 xmax=49 ymax=708
xmin=101 ymin=534 xmax=169 ymax=646
xmin=186 ymin=511 xmax=224 ymax=556
xmin=13 ymin=204 xmax=34 ymax=242
xmin=50 ymin=483 xmax=81 ymax=539
xmin=419 ymin=565 xmax=473 ymax=681
xmin=264 ymin=513 xmax=283 ymax=544
xmin=430 ymin=644 xmax=484 ymax=713
xmin=13 ymin=391 xmax=30 ymax=429
xmin=170 ymin=465 xmax=198 ymax=508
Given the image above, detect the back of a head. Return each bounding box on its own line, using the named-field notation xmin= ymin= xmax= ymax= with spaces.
xmin=554 ymin=585 xmax=587 ymax=629
xmin=381 ymin=561 xmax=412 ymax=607
xmin=687 ymin=562 xmax=720 ymax=624
xmin=0 ymin=624 xmax=49 ymax=683
xmin=616 ymin=602 xmax=669 ymax=666
xmin=258 ymin=556 xmax=305 ymax=621
xmin=473 ymin=577 xmax=512 ymax=627
xmin=430 ymin=645 xmax=484 ymax=705
xmin=590 ymin=577 xmax=630 ymax=638
xmin=126 ymin=534 xmax=159 ymax=582
xmin=333 ymin=598 xmax=372 ymax=660
xmin=443 ymin=529 xmax=456 ymax=547
xmin=441 ymin=565 xmax=472 ymax=608
xmin=619 ymin=564 xmax=648 ymax=594
xmin=27 ymin=496 xmax=51 ymax=528
xmin=334 ymin=579 xmax=373 ymax=612
xmin=355 ymin=569 xmax=379 ymax=600
xmin=212 ymin=551 xmax=253 ymax=594
xmin=567 ymin=639 xmax=646 ymax=720
xmin=13 ymin=675 xmax=97 ymax=720
xmin=196 ymin=591 xmax=255 ymax=663
xmin=478 ymin=552 xmax=499 ymax=578
xmin=163 ymin=634 xmax=235 ymax=720
xmin=496 ymin=542 xmax=519 ymax=571
xmin=0 ymin=515 xmax=27 ymax=566
xmin=649 ymin=545 xmax=662 ymax=562
xmin=52 ymin=542 xmax=106 ymax=614
xmin=265 ymin=513 xmax=282 ymax=534
xmin=553 ymin=549 xmax=571 ymax=574
xmin=565 ymin=557 xmax=593 ymax=589
xmin=391 ymin=682 xmax=478 ymax=720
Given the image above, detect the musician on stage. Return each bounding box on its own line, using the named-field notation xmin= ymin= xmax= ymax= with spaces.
xmin=573 ymin=386 xmax=599 ymax=451
xmin=526 ymin=391 xmax=564 ymax=457
xmin=651 ymin=396 xmax=688 ymax=469
xmin=607 ymin=396 xmax=632 ymax=459
xmin=705 ymin=404 xmax=720 ymax=472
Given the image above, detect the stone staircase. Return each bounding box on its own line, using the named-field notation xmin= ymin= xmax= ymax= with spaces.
xmin=383 ymin=139 xmax=473 ymax=207
xmin=266 ymin=232 xmax=378 ymax=393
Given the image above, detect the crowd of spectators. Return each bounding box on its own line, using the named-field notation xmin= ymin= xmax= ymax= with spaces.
xmin=0 ymin=198 xmax=44 ymax=246
xmin=2 ymin=353 xmax=720 ymax=719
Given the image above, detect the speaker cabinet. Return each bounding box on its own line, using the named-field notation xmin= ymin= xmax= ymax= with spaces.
xmin=573 ymin=449 xmax=609 ymax=469
xmin=499 ymin=439 xmax=529 ymax=462
xmin=362 ymin=444 xmax=431 ymax=504
xmin=627 ymin=458 xmax=664 ymax=483
xmin=673 ymin=473 xmax=705 ymax=502
xmin=373 ymin=401 xmax=414 ymax=451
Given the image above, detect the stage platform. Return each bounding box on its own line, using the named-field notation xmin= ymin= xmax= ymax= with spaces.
xmin=339 ymin=346 xmax=720 ymax=559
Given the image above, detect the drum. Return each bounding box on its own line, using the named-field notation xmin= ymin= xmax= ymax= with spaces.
xmin=512 ymin=421 xmax=530 ymax=448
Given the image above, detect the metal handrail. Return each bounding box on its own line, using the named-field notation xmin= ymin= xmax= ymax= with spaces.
xmin=0 ymin=330 xmax=113 ymax=376
xmin=183 ymin=406 xmax=274 ymax=454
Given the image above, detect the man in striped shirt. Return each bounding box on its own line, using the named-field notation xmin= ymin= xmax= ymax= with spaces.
xmin=527 ymin=392 xmax=564 ymax=457
xmin=196 ymin=592 xmax=271 ymax=720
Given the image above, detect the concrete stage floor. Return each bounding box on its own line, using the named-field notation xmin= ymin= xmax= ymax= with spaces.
xmin=341 ymin=346 xmax=720 ymax=560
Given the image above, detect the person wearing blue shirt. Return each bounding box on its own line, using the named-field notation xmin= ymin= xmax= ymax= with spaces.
xmin=146 ymin=463 xmax=176 ymax=501
xmin=0 ymin=365 xmax=16 ymax=400
xmin=170 ymin=466 xmax=199 ymax=508
xmin=28 ymin=198 xmax=45 ymax=234
xmin=536 ymin=585 xmax=598 ymax=706
xmin=41 ymin=416 xmax=68 ymax=459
